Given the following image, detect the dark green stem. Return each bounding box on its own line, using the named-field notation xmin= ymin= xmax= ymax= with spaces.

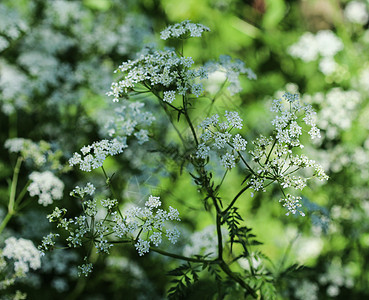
xmin=219 ymin=261 xmax=257 ymax=298
xmin=223 ymin=183 xmax=252 ymax=214
xmin=150 ymin=247 xmax=216 ymax=264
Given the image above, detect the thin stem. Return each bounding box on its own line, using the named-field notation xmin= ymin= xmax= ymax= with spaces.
xmin=183 ymin=95 xmax=199 ymax=146
xmin=101 ymin=166 xmax=119 ymax=200
xmin=150 ymin=247 xmax=215 ymax=264
xmin=238 ymin=152 xmax=256 ymax=175
xmin=265 ymin=138 xmax=277 ymax=165
xmin=217 ymin=170 xmax=228 ymax=191
xmin=15 ymin=180 xmax=31 ymax=205
xmin=0 ymin=213 xmax=13 ymax=236
xmin=94 ymin=239 xmax=132 ymax=244
xmin=276 ymin=232 xmax=299 ymax=276
xmin=215 ymin=211 xmax=223 ymax=260
xmin=100 ymin=166 xmax=125 ymax=220
xmin=219 ymin=261 xmax=257 ymax=298
xmin=0 ymin=157 xmax=23 ymax=235
xmin=8 ymin=157 xmax=23 ymax=213
xmin=223 ymin=183 xmax=252 ymax=214
xmin=158 ymin=98 xmax=187 ymax=147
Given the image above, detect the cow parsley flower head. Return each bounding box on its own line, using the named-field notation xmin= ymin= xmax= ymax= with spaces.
xmin=69 ymin=138 xmax=127 ymax=172
xmin=107 ymin=47 xmax=206 ymax=102
xmin=270 ymin=92 xmax=320 ymax=147
xmin=120 ymin=196 xmax=181 ymax=256
xmin=221 ymin=152 xmax=236 ymax=169
xmin=160 ymin=20 xmax=210 ymax=40
xmin=163 ymin=90 xmax=176 ymax=103
xmin=27 ymin=171 xmax=64 ymax=206
xmin=305 ymin=88 xmax=361 ymax=140
xmin=70 ymin=182 xmax=95 ymax=198
xmin=135 ymin=238 xmax=150 ymax=256
xmin=196 ymin=111 xmax=248 ymax=170
xmin=2 ymin=237 xmax=41 ymax=276
xmin=344 ymin=1 xmax=369 ymax=25
xmin=145 ymin=195 xmax=161 ymax=208
xmin=38 ymin=233 xmax=60 ymax=255
xmin=78 ymin=262 xmax=93 ymax=277
xmin=279 ymin=194 xmax=305 ymax=216
xmin=166 ymin=227 xmax=180 ymax=244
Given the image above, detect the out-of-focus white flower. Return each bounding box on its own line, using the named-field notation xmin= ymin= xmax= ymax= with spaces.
xmin=2 ymin=237 xmax=41 ymax=276
xmin=319 ymin=56 xmax=338 ymax=75
xmin=27 ymin=171 xmax=64 ymax=206
xmin=288 ymin=32 xmax=319 ymax=62
xmin=344 ymin=1 xmax=369 ymax=25
xmin=288 ymin=30 xmax=343 ymax=68
xmin=183 ymin=225 xmax=227 ymax=258
xmin=293 ymin=280 xmax=319 ymax=300
xmin=315 ymin=30 xmax=344 ymax=57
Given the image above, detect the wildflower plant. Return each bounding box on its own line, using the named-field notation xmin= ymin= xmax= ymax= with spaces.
xmin=41 ymin=21 xmax=328 ymax=299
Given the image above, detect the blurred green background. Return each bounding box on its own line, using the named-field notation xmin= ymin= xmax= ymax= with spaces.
xmin=1 ymin=0 xmax=369 ymax=299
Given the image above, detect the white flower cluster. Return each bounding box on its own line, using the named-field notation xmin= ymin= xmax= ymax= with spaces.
xmin=27 ymin=171 xmax=64 ymax=206
xmin=288 ymin=30 xmax=343 ymax=75
xmin=70 ymin=182 xmax=96 ymax=198
xmin=5 ymin=138 xmax=60 ymax=168
xmin=247 ymin=93 xmax=328 ymax=215
xmin=303 ymin=88 xmax=361 ymax=140
xmin=105 ymin=101 xmax=155 ymax=145
xmin=0 ymin=60 xmax=29 ymax=115
xmin=196 ymin=111 xmax=247 ymax=169
xmin=344 ymin=1 xmax=369 ymax=25
xmin=112 ymin=195 xmax=181 ymax=256
xmin=279 ymin=194 xmax=304 ymax=216
xmin=270 ymin=92 xmax=320 ymax=146
xmin=205 ymin=55 xmax=256 ymax=95
xmin=0 ymin=4 xmax=27 ymax=52
xmin=46 ymin=195 xmax=180 ymax=257
xmin=69 ymin=138 xmax=127 ymax=172
xmin=196 ymin=93 xmax=327 ymax=215
xmin=78 ymin=262 xmax=93 ymax=277
xmin=38 ymin=233 xmax=60 ymax=256
xmin=107 ymin=47 xmax=206 ymax=103
xmin=160 ymin=20 xmax=210 ymax=40
xmin=2 ymin=237 xmax=41 ymax=276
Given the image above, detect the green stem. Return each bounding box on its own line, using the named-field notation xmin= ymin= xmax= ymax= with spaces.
xmin=0 ymin=213 xmax=13 ymax=236
xmin=8 ymin=157 xmax=23 ymax=213
xmin=0 ymin=157 xmax=24 ymax=235
xmin=219 ymin=261 xmax=257 ymax=298
xmin=265 ymin=138 xmax=277 ymax=165
xmin=101 ymin=166 xmax=119 ymax=200
xmin=223 ymin=183 xmax=252 ymax=214
xmin=15 ymin=180 xmax=31 ymax=205
xmin=183 ymin=100 xmax=199 ymax=146
xmin=215 ymin=210 xmax=223 ymax=260
xmin=150 ymin=247 xmax=216 ymax=264
xmin=238 ymin=152 xmax=256 ymax=175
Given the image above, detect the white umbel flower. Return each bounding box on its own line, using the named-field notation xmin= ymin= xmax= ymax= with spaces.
xmin=2 ymin=237 xmax=41 ymax=275
xmin=28 ymin=171 xmax=64 ymax=206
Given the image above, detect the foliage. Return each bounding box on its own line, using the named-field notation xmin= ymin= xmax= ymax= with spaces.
xmin=1 ymin=0 xmax=369 ymax=299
